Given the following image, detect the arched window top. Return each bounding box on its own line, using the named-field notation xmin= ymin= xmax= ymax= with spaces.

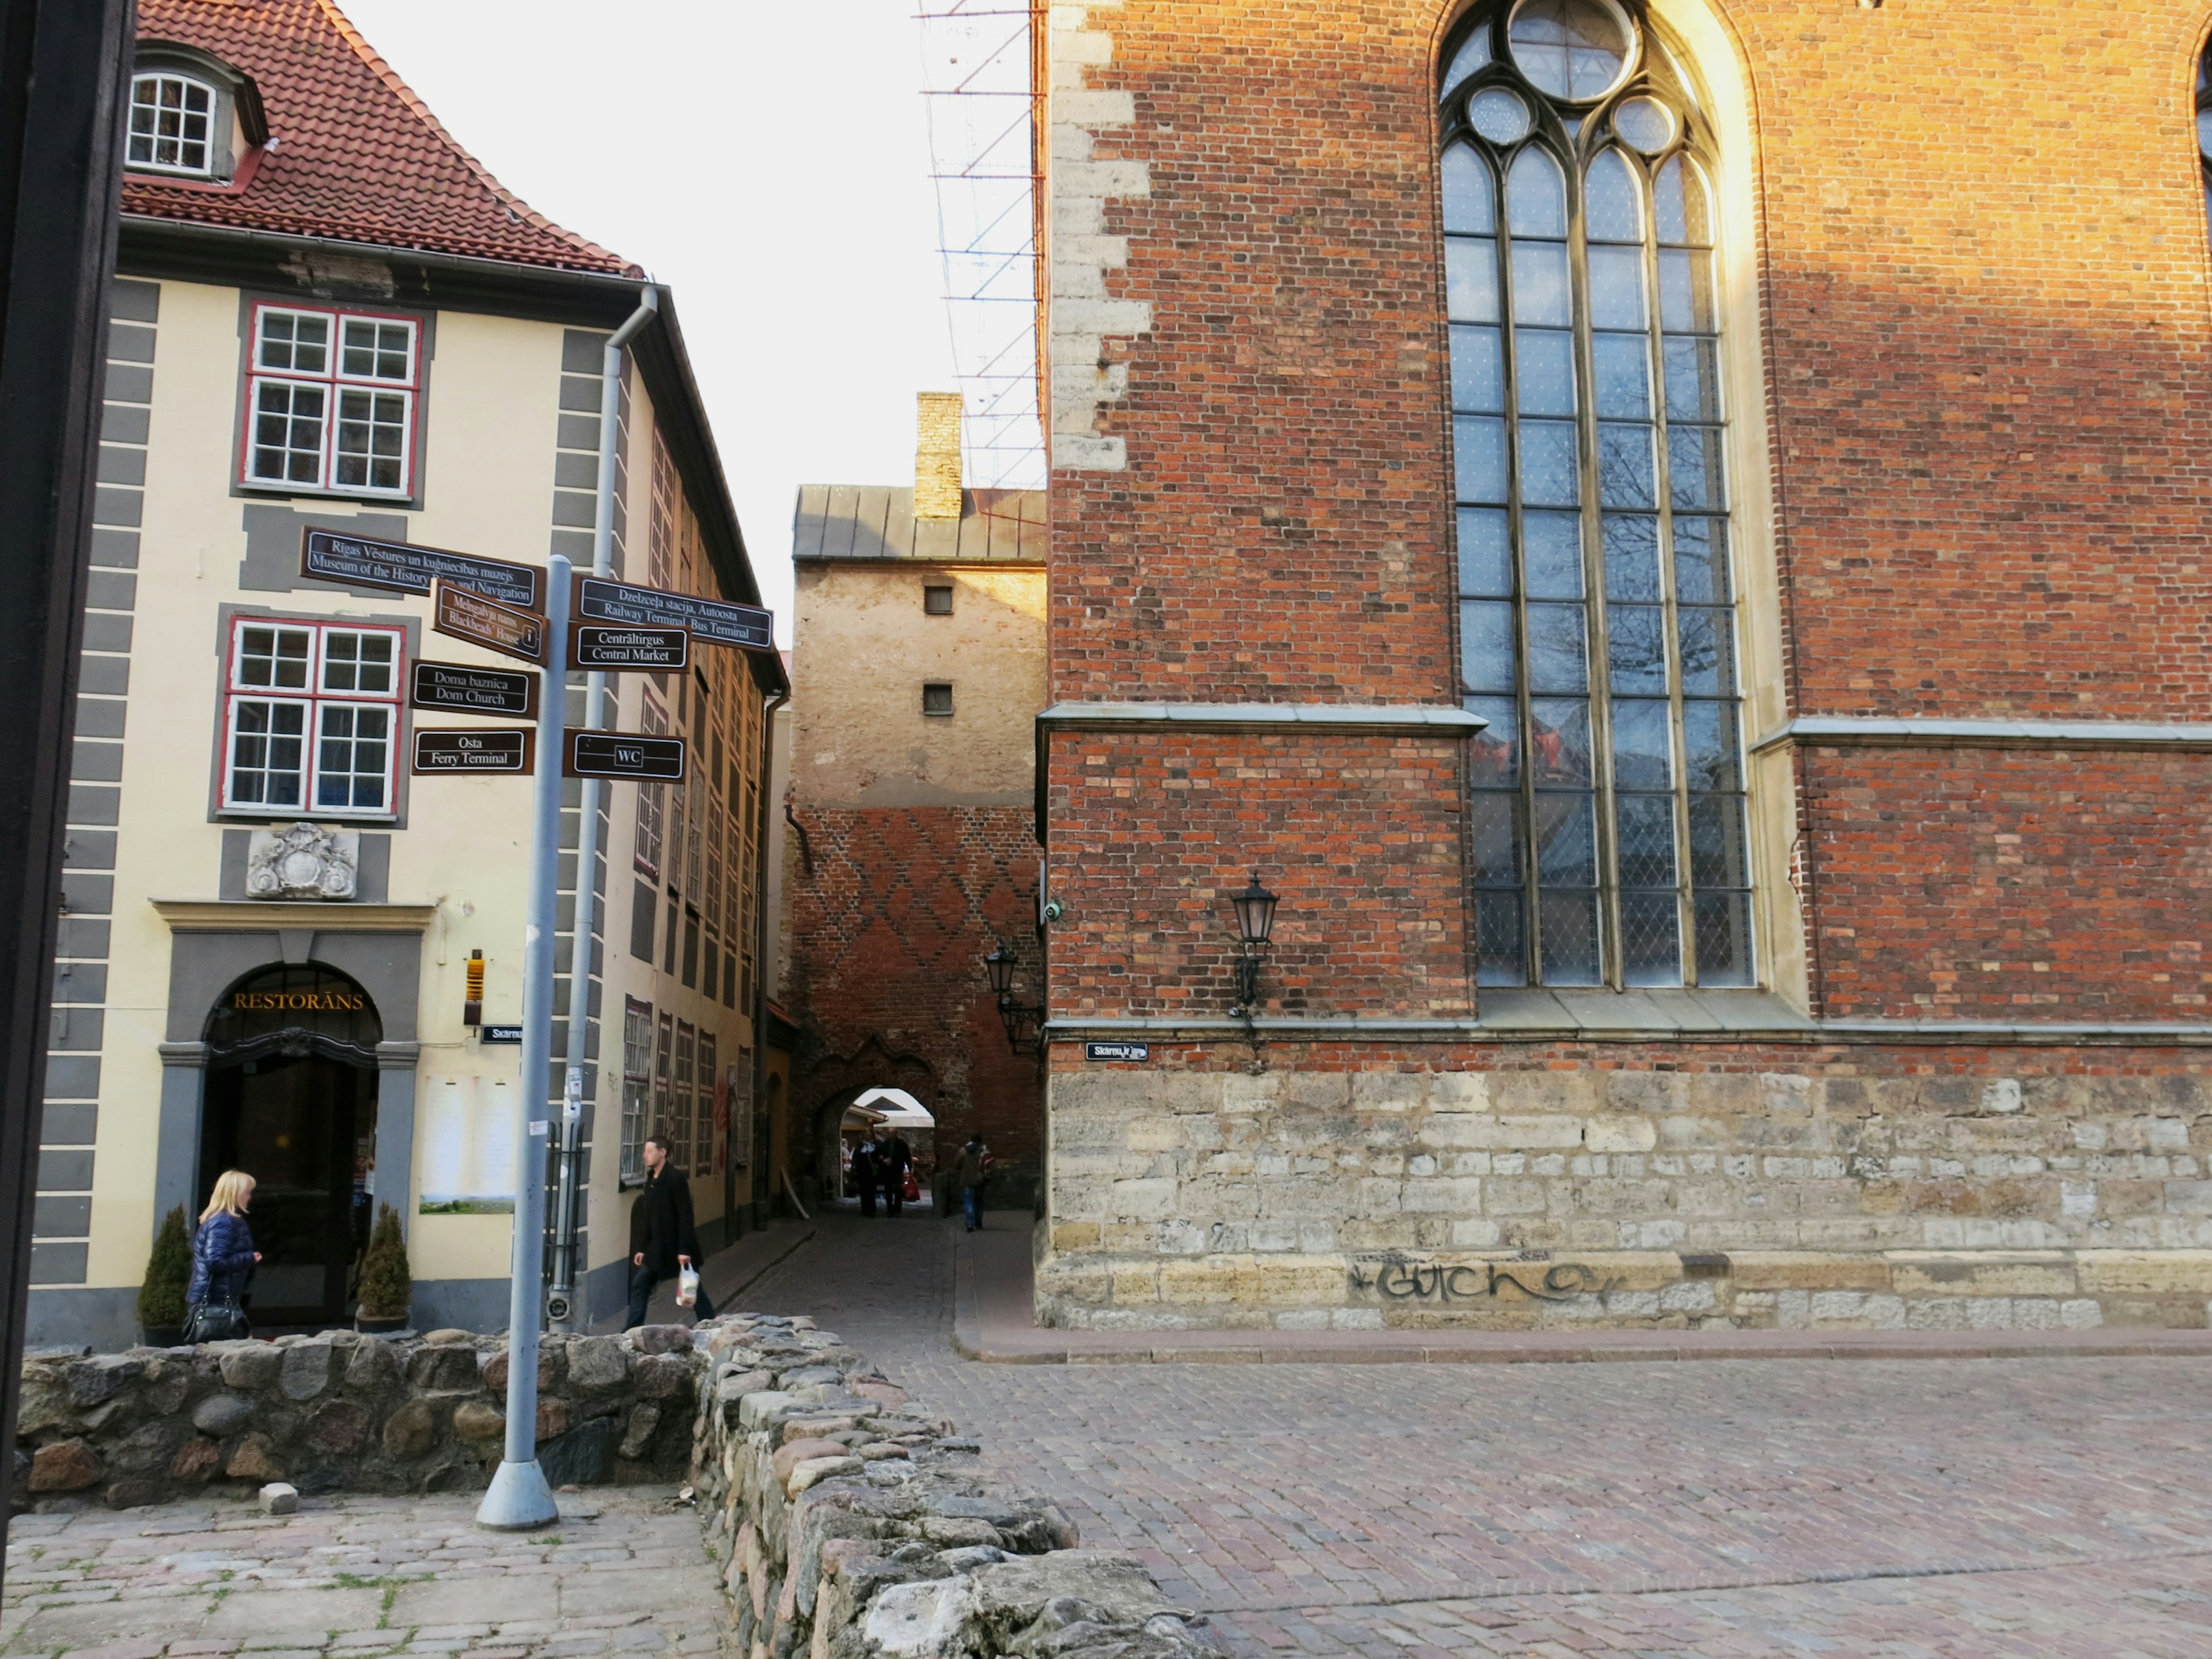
xmin=2196 ymin=37 xmax=2212 ymax=218
xmin=1437 ymin=0 xmax=1751 ymax=991
xmin=129 ymin=70 xmax=218 ymax=176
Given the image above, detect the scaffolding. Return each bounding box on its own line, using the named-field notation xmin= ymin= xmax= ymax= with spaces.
xmin=918 ymin=1 xmax=1046 ymax=490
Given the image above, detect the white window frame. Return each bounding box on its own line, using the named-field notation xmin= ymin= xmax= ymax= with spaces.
xmin=219 ymin=617 xmax=404 ymax=819
xmin=241 ymin=304 xmax=421 ymax=499
xmin=621 ymin=999 xmax=653 ymax=1185
xmin=673 ymin=1020 xmax=697 ymax=1172
xmin=128 ymin=71 xmax=217 ymax=177
xmin=698 ymin=1032 xmax=718 ymax=1175
xmin=634 ymin=692 xmax=666 ymax=878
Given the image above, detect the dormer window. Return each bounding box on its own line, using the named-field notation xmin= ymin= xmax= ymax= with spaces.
xmin=123 ymin=44 xmax=266 ymax=185
xmin=128 ymin=72 xmax=217 ymax=176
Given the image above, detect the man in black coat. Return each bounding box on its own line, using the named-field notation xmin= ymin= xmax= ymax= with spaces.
xmin=625 ymin=1134 xmax=715 ymax=1328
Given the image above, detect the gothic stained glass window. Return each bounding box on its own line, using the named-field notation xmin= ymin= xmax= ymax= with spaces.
xmin=2198 ymin=41 xmax=2212 ymax=220
xmin=1443 ymin=0 xmax=1752 ymax=988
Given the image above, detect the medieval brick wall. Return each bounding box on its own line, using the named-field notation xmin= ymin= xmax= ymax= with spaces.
xmin=782 ymin=805 xmax=1044 ymax=1200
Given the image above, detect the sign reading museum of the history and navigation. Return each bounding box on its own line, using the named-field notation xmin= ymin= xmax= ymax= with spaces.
xmin=563 ymin=730 xmax=687 ymax=782
xmin=570 ymin=574 xmax=773 ymax=652
xmin=300 ymin=528 xmax=541 ymax=611
xmin=412 ymin=729 xmax=535 ymax=775
xmin=410 ymin=660 xmax=539 ymax=719
xmin=432 ymin=580 xmax=547 ymax=666
xmin=569 ymin=623 xmax=690 ymax=671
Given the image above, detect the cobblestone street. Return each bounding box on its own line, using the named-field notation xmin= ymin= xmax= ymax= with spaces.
xmin=0 ymin=1491 xmax=718 ymax=1659
xmin=749 ymin=1209 xmax=2212 ymax=1657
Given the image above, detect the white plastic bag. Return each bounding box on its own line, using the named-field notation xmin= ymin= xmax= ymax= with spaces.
xmin=676 ymin=1266 xmax=699 ymax=1308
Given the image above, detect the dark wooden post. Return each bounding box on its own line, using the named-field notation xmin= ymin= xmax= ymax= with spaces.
xmin=0 ymin=0 xmax=135 ymax=1562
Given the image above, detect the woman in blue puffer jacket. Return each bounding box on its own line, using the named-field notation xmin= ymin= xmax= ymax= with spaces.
xmin=188 ymin=1169 xmax=261 ymax=1328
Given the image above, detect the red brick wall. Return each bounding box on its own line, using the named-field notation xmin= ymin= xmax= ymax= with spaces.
xmin=783 ymin=805 xmax=1044 ymax=1197
xmin=1048 ymin=730 xmax=1474 ymax=1018
xmin=1044 ymin=0 xmax=2212 ymax=1027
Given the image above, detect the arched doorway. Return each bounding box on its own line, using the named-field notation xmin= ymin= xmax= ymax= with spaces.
xmin=199 ymin=963 xmax=382 ymax=1327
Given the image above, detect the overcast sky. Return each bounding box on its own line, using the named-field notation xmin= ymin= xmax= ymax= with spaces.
xmin=343 ymin=0 xmax=961 ymax=645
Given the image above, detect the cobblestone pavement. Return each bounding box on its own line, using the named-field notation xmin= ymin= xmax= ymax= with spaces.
xmin=753 ymin=1207 xmax=2212 ymax=1657
xmin=1 ymin=1490 xmax=719 ymax=1659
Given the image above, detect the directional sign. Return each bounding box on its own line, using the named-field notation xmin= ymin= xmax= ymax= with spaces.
xmin=410 ymin=660 xmax=539 ymax=720
xmin=563 ymin=730 xmax=687 ymax=782
xmin=301 ymin=528 xmax=540 ymax=611
xmin=412 ymin=728 xmax=536 ymax=775
xmin=433 ymin=581 xmax=547 ymax=666
xmin=571 ymin=574 xmax=773 ymax=652
xmin=570 ymin=623 xmax=690 ymax=671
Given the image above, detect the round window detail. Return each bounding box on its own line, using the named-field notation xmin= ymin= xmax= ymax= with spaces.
xmin=1468 ymin=86 xmax=1533 ymax=143
xmin=1508 ymin=0 xmax=1636 ymax=102
xmin=1613 ymin=95 xmax=1675 ymax=153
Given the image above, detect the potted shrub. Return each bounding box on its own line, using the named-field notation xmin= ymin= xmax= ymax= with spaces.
xmin=354 ymin=1202 xmax=412 ymax=1334
xmin=137 ymin=1205 xmax=191 ymax=1347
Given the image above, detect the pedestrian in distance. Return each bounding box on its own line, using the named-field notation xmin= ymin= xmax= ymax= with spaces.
xmin=953 ymin=1133 xmax=992 ymax=1233
xmin=878 ymin=1127 xmax=911 ymax=1217
xmin=850 ymin=1134 xmax=878 ymax=1218
xmin=185 ymin=1169 xmax=259 ymax=1343
xmin=625 ymin=1134 xmax=716 ymax=1328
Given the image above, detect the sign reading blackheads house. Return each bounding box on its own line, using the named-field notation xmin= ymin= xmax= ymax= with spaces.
xmin=300 ymin=527 xmax=541 ymax=611
xmin=431 ymin=581 xmax=547 ymax=666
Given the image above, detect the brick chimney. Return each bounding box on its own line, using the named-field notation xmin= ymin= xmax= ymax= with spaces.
xmin=914 ymin=391 xmax=964 ymax=520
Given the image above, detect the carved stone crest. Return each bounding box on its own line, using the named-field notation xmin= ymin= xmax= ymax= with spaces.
xmin=245 ymin=823 xmax=359 ymax=901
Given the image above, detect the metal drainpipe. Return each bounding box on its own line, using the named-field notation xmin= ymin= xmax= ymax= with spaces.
xmin=751 ymin=689 xmax=787 ymax=1229
xmin=547 ymin=285 xmax=659 ymax=1333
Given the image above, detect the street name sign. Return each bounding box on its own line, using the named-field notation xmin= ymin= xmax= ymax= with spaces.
xmin=412 ymin=729 xmax=535 ymax=775
xmin=410 ymin=660 xmax=539 ymax=719
xmin=570 ymin=623 xmax=690 ymax=671
xmin=433 ymin=581 xmax=547 ymax=666
xmin=563 ymin=730 xmax=687 ymax=782
xmin=301 ymin=528 xmax=541 ymax=611
xmin=1085 ymin=1041 xmax=1151 ymax=1063
xmin=571 ymin=574 xmax=773 ymax=652
xmin=480 ymin=1024 xmax=523 ymax=1045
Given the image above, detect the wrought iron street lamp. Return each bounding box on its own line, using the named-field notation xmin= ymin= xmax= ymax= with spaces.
xmin=982 ymin=945 xmax=1042 ymax=1056
xmin=1230 ymin=872 xmax=1278 ymax=1010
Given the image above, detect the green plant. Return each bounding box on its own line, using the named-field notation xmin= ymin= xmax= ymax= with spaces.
xmin=355 ymin=1202 xmax=412 ymax=1320
xmin=137 ymin=1206 xmax=191 ymax=1330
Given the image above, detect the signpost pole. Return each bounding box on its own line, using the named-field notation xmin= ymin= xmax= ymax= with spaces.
xmin=476 ymin=552 xmax=572 ymax=1533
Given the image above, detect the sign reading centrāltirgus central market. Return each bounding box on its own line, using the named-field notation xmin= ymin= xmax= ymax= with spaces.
xmin=300 ymin=527 xmax=541 ymax=611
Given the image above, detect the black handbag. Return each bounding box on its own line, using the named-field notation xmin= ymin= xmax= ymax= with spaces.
xmin=183 ymin=1300 xmax=250 ymax=1343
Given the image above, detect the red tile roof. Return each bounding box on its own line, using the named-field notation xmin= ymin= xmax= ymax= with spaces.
xmin=125 ymin=0 xmax=638 ymax=276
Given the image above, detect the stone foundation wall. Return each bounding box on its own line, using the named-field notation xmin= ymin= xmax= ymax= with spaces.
xmin=687 ymin=1311 xmax=1215 ymax=1658
xmin=1039 ymin=1063 xmax=2212 ymax=1331
xmin=11 ymin=1325 xmax=708 ymax=1512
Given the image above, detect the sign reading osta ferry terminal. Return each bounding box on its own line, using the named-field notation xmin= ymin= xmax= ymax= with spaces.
xmin=299 ymin=527 xmax=541 ymax=612
xmin=413 ymin=729 xmax=535 ymax=775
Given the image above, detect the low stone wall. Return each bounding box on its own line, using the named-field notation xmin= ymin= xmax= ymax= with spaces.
xmin=12 ymin=1325 xmax=707 ymax=1512
xmin=1038 ymin=1067 xmax=2212 ymax=1331
xmin=687 ymin=1312 xmax=1216 ymax=1658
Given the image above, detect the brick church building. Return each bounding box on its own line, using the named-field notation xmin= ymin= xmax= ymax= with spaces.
xmin=1025 ymin=0 xmax=2212 ymax=1330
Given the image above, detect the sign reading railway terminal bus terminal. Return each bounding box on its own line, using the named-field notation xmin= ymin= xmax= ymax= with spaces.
xmin=563 ymin=730 xmax=686 ymax=782
xmin=432 ymin=581 xmax=547 ymax=666
xmin=571 ymin=574 xmax=772 ymax=652
xmin=412 ymin=728 xmax=535 ymax=775
xmin=300 ymin=528 xmax=541 ymax=611
xmin=569 ymin=623 xmax=690 ymax=671
xmin=410 ymin=660 xmax=539 ymax=719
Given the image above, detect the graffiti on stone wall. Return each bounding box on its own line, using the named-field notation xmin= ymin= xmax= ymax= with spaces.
xmin=1347 ymin=1255 xmax=1616 ymax=1304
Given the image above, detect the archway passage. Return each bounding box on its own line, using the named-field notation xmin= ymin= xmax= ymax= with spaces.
xmin=199 ymin=963 xmax=382 ymax=1326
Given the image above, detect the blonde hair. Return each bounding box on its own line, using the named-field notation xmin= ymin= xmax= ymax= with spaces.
xmin=199 ymin=1170 xmax=256 ymax=1224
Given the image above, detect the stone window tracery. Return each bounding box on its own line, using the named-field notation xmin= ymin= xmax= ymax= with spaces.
xmin=1442 ymin=0 xmax=1752 ymax=988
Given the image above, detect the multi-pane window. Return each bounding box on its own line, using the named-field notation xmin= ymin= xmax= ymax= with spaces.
xmin=698 ymin=1033 xmax=718 ymax=1175
xmin=242 ymin=304 xmax=419 ymax=497
xmin=2198 ymin=44 xmax=2212 ymax=219
xmin=673 ymin=1021 xmax=697 ymax=1173
xmin=128 ymin=73 xmax=214 ymax=175
xmin=634 ymin=693 xmax=667 ymax=878
xmin=1443 ymin=0 xmax=1751 ymax=989
xmin=622 ymin=999 xmax=653 ymax=1183
xmin=653 ymin=1011 xmax=675 ymax=1155
xmin=222 ymin=619 xmax=402 ymax=816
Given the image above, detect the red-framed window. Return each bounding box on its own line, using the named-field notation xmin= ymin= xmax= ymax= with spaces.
xmin=221 ymin=617 xmax=405 ymax=816
xmin=240 ymin=302 xmax=421 ymax=497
